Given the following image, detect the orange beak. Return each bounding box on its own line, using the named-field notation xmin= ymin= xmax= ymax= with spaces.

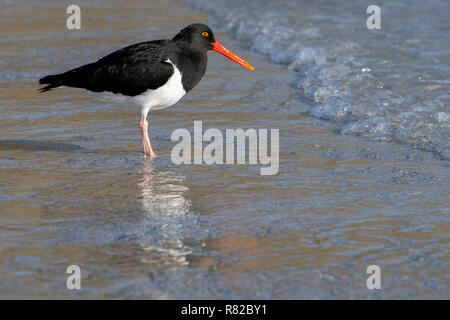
xmin=212 ymin=42 xmax=254 ymax=71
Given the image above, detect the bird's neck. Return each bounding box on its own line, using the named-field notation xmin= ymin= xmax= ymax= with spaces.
xmin=177 ymin=50 xmax=208 ymax=92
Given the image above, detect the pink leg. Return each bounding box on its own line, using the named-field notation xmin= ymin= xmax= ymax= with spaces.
xmin=139 ymin=116 xmax=156 ymax=158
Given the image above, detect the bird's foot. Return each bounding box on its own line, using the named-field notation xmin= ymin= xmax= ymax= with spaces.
xmin=142 ymin=140 xmax=157 ymax=159
xmin=140 ymin=117 xmax=157 ymax=159
xmin=144 ymin=151 xmax=157 ymax=159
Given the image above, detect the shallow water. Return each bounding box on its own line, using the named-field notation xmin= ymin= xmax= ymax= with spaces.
xmin=0 ymin=0 xmax=449 ymax=299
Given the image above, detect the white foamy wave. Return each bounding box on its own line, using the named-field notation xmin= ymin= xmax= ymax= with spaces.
xmin=180 ymin=0 xmax=450 ymax=159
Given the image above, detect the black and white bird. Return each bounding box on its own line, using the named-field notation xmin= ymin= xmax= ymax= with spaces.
xmin=39 ymin=23 xmax=253 ymax=158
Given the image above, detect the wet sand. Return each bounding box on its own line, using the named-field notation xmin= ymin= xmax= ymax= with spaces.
xmin=0 ymin=0 xmax=449 ymax=299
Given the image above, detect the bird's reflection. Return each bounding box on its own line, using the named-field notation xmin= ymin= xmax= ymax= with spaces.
xmin=135 ymin=160 xmax=194 ymax=269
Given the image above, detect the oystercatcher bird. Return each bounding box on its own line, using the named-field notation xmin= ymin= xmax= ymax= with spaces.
xmin=39 ymin=23 xmax=253 ymax=158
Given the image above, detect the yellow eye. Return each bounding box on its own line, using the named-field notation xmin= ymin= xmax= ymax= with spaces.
xmin=202 ymin=32 xmax=209 ymax=37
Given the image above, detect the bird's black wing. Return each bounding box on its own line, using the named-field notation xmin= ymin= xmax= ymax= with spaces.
xmin=39 ymin=40 xmax=176 ymax=96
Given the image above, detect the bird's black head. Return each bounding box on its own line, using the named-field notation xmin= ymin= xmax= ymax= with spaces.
xmin=172 ymin=23 xmax=216 ymax=52
xmin=173 ymin=23 xmax=254 ymax=70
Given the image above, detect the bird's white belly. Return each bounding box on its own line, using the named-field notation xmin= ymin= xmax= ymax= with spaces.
xmin=136 ymin=59 xmax=186 ymax=116
xmin=96 ymin=59 xmax=186 ymax=117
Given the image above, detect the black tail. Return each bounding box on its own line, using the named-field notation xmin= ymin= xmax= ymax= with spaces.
xmin=38 ymin=74 xmax=64 ymax=92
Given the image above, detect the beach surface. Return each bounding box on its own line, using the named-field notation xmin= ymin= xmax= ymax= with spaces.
xmin=0 ymin=0 xmax=449 ymax=299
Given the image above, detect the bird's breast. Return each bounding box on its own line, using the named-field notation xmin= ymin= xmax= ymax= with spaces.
xmin=136 ymin=59 xmax=186 ymax=111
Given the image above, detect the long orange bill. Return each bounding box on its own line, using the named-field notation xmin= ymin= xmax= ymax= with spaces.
xmin=212 ymin=42 xmax=254 ymax=70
